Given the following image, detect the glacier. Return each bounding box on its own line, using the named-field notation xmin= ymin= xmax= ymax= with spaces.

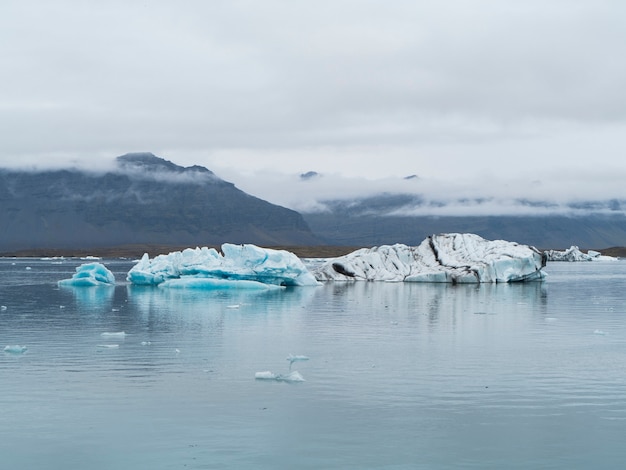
xmin=58 ymin=262 xmax=116 ymax=287
xmin=312 ymin=233 xmax=546 ymax=283
xmin=127 ymin=244 xmax=320 ymax=287
xmin=544 ymin=246 xmax=618 ymax=262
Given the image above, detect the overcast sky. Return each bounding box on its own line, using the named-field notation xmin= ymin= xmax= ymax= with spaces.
xmin=2 ymin=1 xmax=626 ymax=210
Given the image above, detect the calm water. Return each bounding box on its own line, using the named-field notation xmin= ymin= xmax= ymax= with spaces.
xmin=1 ymin=257 xmax=626 ymax=469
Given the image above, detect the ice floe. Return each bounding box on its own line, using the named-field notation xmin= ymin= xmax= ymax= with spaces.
xmin=287 ymin=354 xmax=310 ymax=365
xmin=255 ymin=371 xmax=305 ymax=382
xmin=58 ymin=262 xmax=116 ymax=287
xmin=313 ymin=233 xmax=546 ymax=283
xmin=127 ymin=244 xmax=320 ymax=287
xmin=544 ymin=246 xmax=618 ymax=262
xmin=100 ymin=331 xmax=126 ymax=338
xmin=4 ymin=345 xmax=28 ymax=354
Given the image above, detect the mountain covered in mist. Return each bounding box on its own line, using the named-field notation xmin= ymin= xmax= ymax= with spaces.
xmin=0 ymin=153 xmax=319 ymax=252
xmin=301 ymin=193 xmax=626 ymax=249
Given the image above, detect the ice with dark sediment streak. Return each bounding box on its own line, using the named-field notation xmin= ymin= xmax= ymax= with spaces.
xmin=313 ymin=233 xmax=547 ymax=283
xmin=4 ymin=345 xmax=28 ymax=354
xmin=255 ymin=371 xmax=305 ymax=382
xmin=58 ymin=262 xmax=116 ymax=287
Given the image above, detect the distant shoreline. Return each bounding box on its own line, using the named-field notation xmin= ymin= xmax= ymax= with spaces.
xmin=0 ymin=245 xmax=363 ymax=259
xmin=1 ymin=244 xmax=625 ymax=259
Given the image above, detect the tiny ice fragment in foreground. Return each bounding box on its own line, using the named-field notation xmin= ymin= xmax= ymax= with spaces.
xmin=594 ymin=329 xmax=607 ymax=335
xmin=97 ymin=344 xmax=119 ymax=349
xmin=287 ymin=354 xmax=310 ymax=364
xmin=4 ymin=345 xmax=27 ymax=354
xmin=100 ymin=331 xmax=126 ymax=338
xmin=255 ymin=371 xmax=305 ymax=382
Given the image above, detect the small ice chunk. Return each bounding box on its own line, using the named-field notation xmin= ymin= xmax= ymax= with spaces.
xmin=97 ymin=344 xmax=119 ymax=349
xmin=255 ymin=371 xmax=278 ymax=380
xmin=255 ymin=370 xmax=305 ymax=382
xmin=1 ymin=305 xmax=7 ymax=311
xmin=100 ymin=331 xmax=126 ymax=338
xmin=141 ymin=341 xmax=152 ymax=346
xmin=594 ymin=329 xmax=607 ymax=335
xmin=4 ymin=345 xmax=27 ymax=354
xmin=226 ymin=304 xmax=240 ymax=309
xmin=287 ymin=354 xmax=310 ymax=364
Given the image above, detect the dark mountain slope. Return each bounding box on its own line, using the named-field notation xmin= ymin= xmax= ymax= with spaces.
xmin=0 ymin=153 xmax=319 ymax=251
xmin=302 ymin=194 xmax=626 ymax=249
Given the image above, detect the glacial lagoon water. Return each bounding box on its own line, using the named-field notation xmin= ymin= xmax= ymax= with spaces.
xmin=2 ymin=257 xmax=626 ymax=469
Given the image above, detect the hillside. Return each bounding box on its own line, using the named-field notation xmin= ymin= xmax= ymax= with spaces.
xmin=302 ymin=193 xmax=626 ymax=250
xmin=0 ymin=153 xmax=320 ymax=251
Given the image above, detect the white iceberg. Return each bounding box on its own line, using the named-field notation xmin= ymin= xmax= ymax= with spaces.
xmin=313 ymin=233 xmax=546 ymax=283
xmin=58 ymin=262 xmax=116 ymax=287
xmin=544 ymin=246 xmax=618 ymax=262
xmin=127 ymin=244 xmax=320 ymax=287
xmin=4 ymin=345 xmax=28 ymax=354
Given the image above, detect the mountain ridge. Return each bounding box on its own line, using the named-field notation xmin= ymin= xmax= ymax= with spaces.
xmin=0 ymin=153 xmax=320 ymax=251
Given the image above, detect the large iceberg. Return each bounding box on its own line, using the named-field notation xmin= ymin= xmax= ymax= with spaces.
xmin=313 ymin=233 xmax=546 ymax=283
xmin=127 ymin=244 xmax=320 ymax=287
xmin=544 ymin=246 xmax=618 ymax=262
xmin=58 ymin=262 xmax=116 ymax=286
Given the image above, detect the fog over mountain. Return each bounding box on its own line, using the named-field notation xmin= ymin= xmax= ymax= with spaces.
xmin=1 ymin=153 xmax=625 ymax=252
xmin=0 ymin=153 xmax=319 ymax=252
xmin=217 ymin=168 xmax=626 ymax=249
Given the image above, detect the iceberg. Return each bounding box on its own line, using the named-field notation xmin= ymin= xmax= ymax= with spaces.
xmin=58 ymin=262 xmax=116 ymax=287
xmin=544 ymin=246 xmax=618 ymax=262
xmin=313 ymin=233 xmax=546 ymax=283
xmin=127 ymin=244 xmax=320 ymax=287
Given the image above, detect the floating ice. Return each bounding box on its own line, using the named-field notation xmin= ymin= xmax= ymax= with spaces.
xmin=4 ymin=345 xmax=27 ymax=354
xmin=58 ymin=262 xmax=116 ymax=287
xmin=141 ymin=341 xmax=152 ymax=346
xmin=1 ymin=305 xmax=7 ymax=311
xmin=97 ymin=344 xmax=119 ymax=349
xmin=544 ymin=246 xmax=618 ymax=262
xmin=127 ymin=244 xmax=320 ymax=287
xmin=594 ymin=329 xmax=607 ymax=335
xmin=255 ymin=371 xmax=305 ymax=382
xmin=313 ymin=233 xmax=547 ymax=283
xmin=100 ymin=331 xmax=126 ymax=338
xmin=287 ymin=354 xmax=310 ymax=364
xmin=159 ymin=277 xmax=284 ymax=290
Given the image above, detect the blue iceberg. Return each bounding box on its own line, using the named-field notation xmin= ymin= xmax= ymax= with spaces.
xmin=127 ymin=244 xmax=320 ymax=288
xmin=58 ymin=262 xmax=116 ymax=287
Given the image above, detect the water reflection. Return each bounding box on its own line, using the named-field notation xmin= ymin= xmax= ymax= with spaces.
xmin=58 ymin=285 xmax=115 ymax=308
xmin=309 ymin=281 xmax=548 ymax=329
